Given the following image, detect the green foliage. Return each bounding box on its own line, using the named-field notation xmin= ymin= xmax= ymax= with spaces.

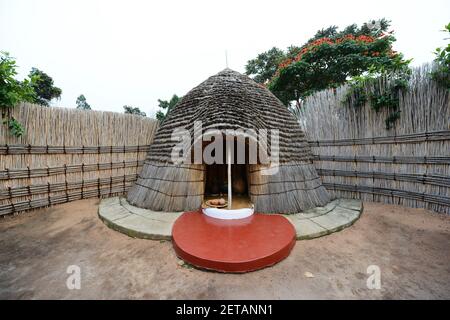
xmin=347 ymin=88 xmax=368 ymax=108
xmin=385 ymin=110 xmax=401 ymax=130
xmin=431 ymin=23 xmax=450 ymax=88
xmin=247 ymin=19 xmax=388 ymax=87
xmin=305 ymin=19 xmax=391 ymax=45
xmin=343 ymin=73 xmax=371 ymax=107
xmin=156 ymin=94 xmax=181 ymax=122
xmin=370 ymin=91 xmax=398 ymax=112
xmin=0 ymin=53 xmax=62 ymax=137
xmin=246 ymin=19 xmax=410 ymax=106
xmin=123 ymin=105 xmax=146 ymax=117
xmin=271 ymin=39 xmax=409 ymax=105
xmin=245 ymin=47 xmax=285 ymax=84
xmin=28 ymin=67 xmax=62 ymax=106
xmin=344 ymin=66 xmax=410 ymax=130
xmin=3 ymin=117 xmax=25 ymax=137
xmin=0 ymin=52 xmax=35 ymax=109
xmin=0 ymin=52 xmax=35 ymax=137
xmin=76 ymin=94 xmax=91 ymax=110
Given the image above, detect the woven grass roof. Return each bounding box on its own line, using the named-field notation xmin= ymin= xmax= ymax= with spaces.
xmin=148 ymin=68 xmax=312 ymax=163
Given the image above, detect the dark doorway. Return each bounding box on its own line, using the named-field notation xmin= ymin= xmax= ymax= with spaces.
xmin=204 ymin=163 xmax=248 ymax=197
xmin=202 ymin=136 xmax=251 ymax=208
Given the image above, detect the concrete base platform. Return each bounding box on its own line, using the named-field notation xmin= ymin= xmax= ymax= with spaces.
xmin=98 ymin=197 xmax=182 ymax=240
xmin=286 ymin=199 xmax=363 ymax=240
xmin=98 ymin=197 xmax=363 ymax=241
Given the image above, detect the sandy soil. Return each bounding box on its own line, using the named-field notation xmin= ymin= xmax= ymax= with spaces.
xmin=0 ymin=198 xmax=449 ymax=299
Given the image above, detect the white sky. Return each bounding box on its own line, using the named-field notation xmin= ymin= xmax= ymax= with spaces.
xmin=1 ymin=0 xmax=449 ymax=117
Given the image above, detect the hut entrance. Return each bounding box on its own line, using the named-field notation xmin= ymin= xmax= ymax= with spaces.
xmin=204 ymin=164 xmax=249 ymax=208
xmin=203 ymin=137 xmax=252 ymax=210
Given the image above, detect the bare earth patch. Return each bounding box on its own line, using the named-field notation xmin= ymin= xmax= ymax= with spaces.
xmin=0 ymin=198 xmax=449 ymax=299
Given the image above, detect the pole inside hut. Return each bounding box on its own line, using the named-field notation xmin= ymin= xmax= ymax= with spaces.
xmin=227 ymin=139 xmax=232 ymax=209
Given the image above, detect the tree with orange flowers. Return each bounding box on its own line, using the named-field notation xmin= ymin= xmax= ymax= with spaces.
xmin=245 ymin=19 xmax=410 ymax=106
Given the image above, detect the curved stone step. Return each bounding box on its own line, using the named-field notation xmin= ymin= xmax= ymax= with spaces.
xmin=285 ymin=199 xmax=363 ymax=240
xmin=98 ymin=197 xmax=363 ymax=241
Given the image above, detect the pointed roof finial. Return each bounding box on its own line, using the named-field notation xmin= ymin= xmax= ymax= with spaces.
xmin=225 ymin=50 xmax=228 ymax=68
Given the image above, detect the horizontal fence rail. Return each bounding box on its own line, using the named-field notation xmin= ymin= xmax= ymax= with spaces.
xmin=0 ymin=183 xmax=134 ymax=216
xmin=0 ymin=160 xmax=145 ymax=180
xmin=323 ymin=183 xmax=450 ymax=207
xmin=0 ymin=174 xmax=138 ymax=200
xmin=316 ymin=169 xmax=450 ymax=188
xmin=308 ymin=130 xmax=450 ymax=147
xmin=313 ymin=155 xmax=450 ymax=164
xmin=0 ymin=144 xmax=150 ymax=155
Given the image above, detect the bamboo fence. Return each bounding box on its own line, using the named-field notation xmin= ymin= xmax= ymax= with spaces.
xmin=298 ymin=64 xmax=450 ymax=214
xmin=0 ymin=103 xmax=158 ymax=216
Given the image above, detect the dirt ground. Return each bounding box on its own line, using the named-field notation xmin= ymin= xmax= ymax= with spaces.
xmin=0 ymin=198 xmax=449 ymax=299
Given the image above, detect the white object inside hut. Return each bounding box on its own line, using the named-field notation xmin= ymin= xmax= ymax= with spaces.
xmin=202 ymin=206 xmax=254 ymax=220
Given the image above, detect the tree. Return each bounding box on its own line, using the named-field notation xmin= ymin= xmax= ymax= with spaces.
xmin=156 ymin=94 xmax=181 ymax=122
xmin=0 ymin=52 xmax=35 ymax=137
xmin=123 ymin=105 xmax=146 ymax=117
xmin=269 ymin=34 xmax=408 ymax=105
xmin=0 ymin=52 xmax=35 ymax=109
xmin=76 ymin=94 xmax=91 ymax=110
xmin=28 ymin=68 xmax=62 ymax=106
xmin=431 ymin=23 xmax=450 ymax=88
xmin=245 ymin=47 xmax=285 ymax=84
xmin=304 ymin=19 xmax=390 ymax=45
xmin=246 ymin=19 xmax=409 ymax=106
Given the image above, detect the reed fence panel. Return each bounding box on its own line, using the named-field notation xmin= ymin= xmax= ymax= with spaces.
xmin=0 ymin=103 xmax=158 ymax=216
xmin=298 ymin=64 xmax=450 ymax=214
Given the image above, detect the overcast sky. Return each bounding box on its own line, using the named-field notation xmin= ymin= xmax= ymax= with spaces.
xmin=1 ymin=0 xmax=449 ymax=117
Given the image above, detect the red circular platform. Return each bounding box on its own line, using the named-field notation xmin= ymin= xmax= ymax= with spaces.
xmin=172 ymin=211 xmax=296 ymax=273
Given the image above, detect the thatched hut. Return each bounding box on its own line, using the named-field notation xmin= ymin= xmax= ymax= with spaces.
xmin=127 ymin=69 xmax=330 ymax=213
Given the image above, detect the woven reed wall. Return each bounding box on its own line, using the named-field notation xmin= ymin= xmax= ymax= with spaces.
xmin=0 ymin=103 xmax=158 ymax=216
xmin=127 ymin=162 xmax=205 ymax=212
xmin=248 ymin=162 xmax=330 ymax=213
xmin=298 ymin=64 xmax=450 ymax=214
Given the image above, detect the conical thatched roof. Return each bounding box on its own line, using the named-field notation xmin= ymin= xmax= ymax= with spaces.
xmin=127 ymin=69 xmax=330 ymax=213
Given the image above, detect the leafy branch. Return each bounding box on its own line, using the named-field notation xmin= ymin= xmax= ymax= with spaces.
xmin=431 ymin=23 xmax=450 ymax=89
xmin=0 ymin=52 xmax=35 ymax=137
xmin=343 ymin=63 xmax=411 ymax=130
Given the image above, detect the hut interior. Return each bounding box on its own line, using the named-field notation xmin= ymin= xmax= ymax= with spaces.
xmin=202 ymin=136 xmax=253 ymax=210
